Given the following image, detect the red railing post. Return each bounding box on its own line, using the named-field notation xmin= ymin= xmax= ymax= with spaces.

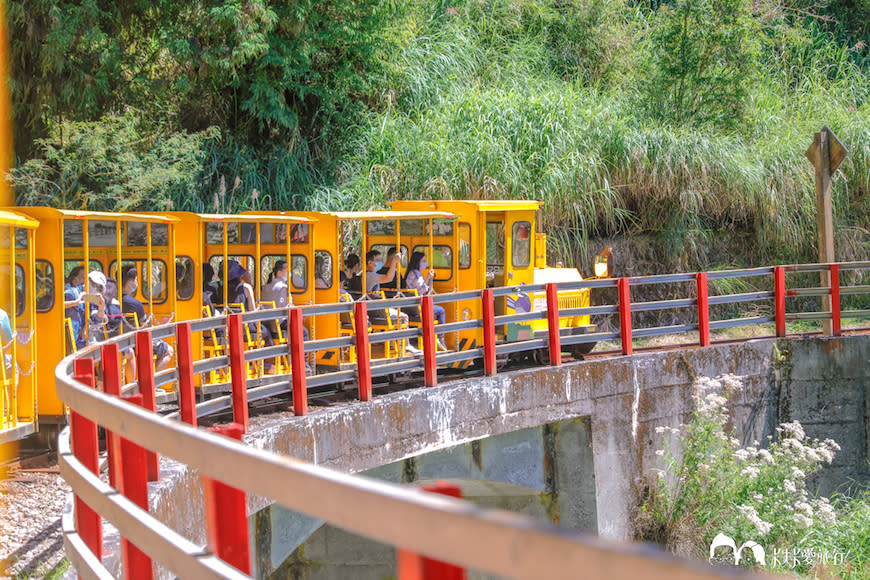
xmin=421 ymin=295 xmax=437 ymax=387
xmin=830 ymin=264 xmax=841 ymax=336
xmin=135 ymin=330 xmax=159 ymax=481
xmin=617 ymin=278 xmax=632 ymax=356
xmin=119 ymin=393 xmax=153 ymax=580
xmin=482 ymin=289 xmax=496 ymax=376
xmin=101 ymin=342 xmax=122 ymax=488
xmin=353 ymin=301 xmax=372 ymax=401
xmin=774 ymin=266 xmax=786 ymax=337
xmin=696 ymin=272 xmax=710 ymax=347
xmin=289 ymin=307 xmax=309 ymax=413
xmin=397 ymin=481 xmax=467 ymax=580
xmin=545 ymin=283 xmax=561 ymax=366
xmin=227 ymin=314 xmax=249 ymax=432
xmin=203 ymin=423 xmax=251 ymax=574
xmin=175 ymin=322 xmax=197 ymax=427
xmin=71 ymin=358 xmax=102 ymax=563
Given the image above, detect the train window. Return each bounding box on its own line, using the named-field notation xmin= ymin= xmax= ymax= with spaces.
xmin=486 ymin=222 xmax=505 ymax=266
xmin=175 ymin=256 xmax=195 ymax=301
xmin=260 ymin=224 xmax=274 ymax=244
xmin=412 ymin=245 xmax=453 ymax=270
xmin=314 ymin=251 xmax=333 ymax=289
xmin=15 ymin=264 xmax=24 ymax=317
xmin=369 ymin=244 xmax=409 ymax=267
xmin=14 ymin=228 xmax=28 ymax=249
xmin=36 ymin=260 xmax=54 ymax=312
xmin=127 ymin=222 xmax=169 ymax=247
xmin=289 ymin=224 xmax=309 ymax=243
xmin=206 ymin=222 xmax=240 ymax=244
xmin=141 ymin=260 xmax=168 ymax=303
xmin=291 ymin=256 xmax=307 ymax=291
xmin=239 ymin=223 xmax=257 ymax=244
xmin=458 ymin=223 xmax=471 ymax=269
xmin=261 ymin=255 xmax=307 ymax=293
xmin=427 ymin=221 xmax=453 ymax=236
xmin=209 ymin=255 xmax=255 ymax=282
xmin=63 ymin=220 xmax=83 ymax=247
xmin=89 ymin=221 xmax=119 ymax=246
xmin=367 ymin=220 xmax=395 ymax=236
xmin=512 ymin=221 xmax=532 ymax=268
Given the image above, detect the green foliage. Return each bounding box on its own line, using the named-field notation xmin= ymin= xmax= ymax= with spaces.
xmin=636 ymin=374 xmax=844 ymax=573
xmin=12 ymin=113 xmax=219 ymax=212
xmin=644 ymin=0 xmax=760 ymax=127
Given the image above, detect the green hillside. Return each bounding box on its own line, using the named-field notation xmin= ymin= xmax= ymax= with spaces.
xmin=9 ymin=0 xmax=870 ymax=267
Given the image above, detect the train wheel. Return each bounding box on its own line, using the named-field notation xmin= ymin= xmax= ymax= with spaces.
xmin=570 ymin=342 xmax=596 ymax=358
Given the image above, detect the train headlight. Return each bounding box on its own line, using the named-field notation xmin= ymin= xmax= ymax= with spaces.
xmin=462 ymin=308 xmax=472 ymax=321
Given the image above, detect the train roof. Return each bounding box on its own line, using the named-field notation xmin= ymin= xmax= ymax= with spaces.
xmin=15 ymin=207 xmax=179 ymax=223
xmin=389 ymin=200 xmax=542 ymax=212
xmin=0 ymin=209 xmax=39 ymax=228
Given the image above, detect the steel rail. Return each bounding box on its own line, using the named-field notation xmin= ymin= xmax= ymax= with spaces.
xmin=707 ymin=291 xmax=774 ymax=305
xmin=630 ymin=298 xmax=696 ymax=313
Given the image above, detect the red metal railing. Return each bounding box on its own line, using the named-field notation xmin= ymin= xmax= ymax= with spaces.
xmin=57 ymin=261 xmax=870 ymax=579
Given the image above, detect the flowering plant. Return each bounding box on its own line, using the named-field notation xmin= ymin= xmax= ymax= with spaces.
xmin=636 ymin=374 xmax=840 ymax=573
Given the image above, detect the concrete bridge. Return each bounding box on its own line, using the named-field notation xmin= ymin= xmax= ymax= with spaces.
xmin=136 ymin=333 xmax=869 ymax=579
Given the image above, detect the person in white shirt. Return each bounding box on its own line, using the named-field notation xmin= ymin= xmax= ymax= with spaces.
xmin=261 ymin=260 xmax=291 ymax=309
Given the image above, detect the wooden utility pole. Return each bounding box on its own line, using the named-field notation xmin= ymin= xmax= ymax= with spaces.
xmin=805 ymin=126 xmax=848 ymax=335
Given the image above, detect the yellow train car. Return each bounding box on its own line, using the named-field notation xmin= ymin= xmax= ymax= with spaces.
xmin=383 ymin=200 xmax=600 ymax=359
xmin=0 ymin=210 xmax=39 ymax=443
xmin=14 ymin=208 xmax=178 ymax=429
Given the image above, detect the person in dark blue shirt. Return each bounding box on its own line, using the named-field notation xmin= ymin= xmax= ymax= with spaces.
xmin=121 ymin=265 xmax=174 ymax=370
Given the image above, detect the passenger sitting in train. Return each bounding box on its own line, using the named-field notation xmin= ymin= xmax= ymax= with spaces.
xmin=261 ymin=260 xmax=309 ymax=345
xmin=405 ymin=251 xmax=447 ymax=325
xmin=121 ymin=265 xmax=174 ymax=371
xmin=203 ymin=263 xmax=222 ymax=309
xmin=63 ymin=266 xmax=87 ymax=349
xmin=377 ymin=247 xmax=402 ymax=298
xmin=363 ymin=249 xmax=411 ymax=334
xmin=227 ymin=260 xmax=258 ymax=313
xmin=102 ymin=279 xmax=123 ymax=338
xmin=0 ymin=306 xmax=11 ymax=369
xmin=342 ymin=253 xmax=362 ymax=298
xmin=85 ymin=271 xmax=108 ymax=344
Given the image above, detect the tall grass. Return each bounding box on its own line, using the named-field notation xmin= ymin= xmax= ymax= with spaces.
xmin=329 ymin=0 xmax=870 ymax=267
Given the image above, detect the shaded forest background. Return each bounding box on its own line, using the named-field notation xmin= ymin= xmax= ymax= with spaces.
xmin=8 ymin=0 xmax=870 ymax=271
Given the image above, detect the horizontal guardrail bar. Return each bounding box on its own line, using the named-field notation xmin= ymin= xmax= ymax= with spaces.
xmin=192 ymin=355 xmax=229 ymax=376
xmin=370 ymin=359 xmax=424 ymax=378
xmin=495 ymin=338 xmax=548 ymax=356
xmin=435 ymin=319 xmax=484 ymax=334
xmin=708 ymin=291 xmax=774 ymax=305
xmin=366 ymin=327 xmax=421 ymax=345
xmin=629 ymin=273 xmax=696 ymax=285
xmin=839 ymin=286 xmax=870 ymax=296
xmin=492 ymin=284 xmax=547 ymax=297
xmin=494 ymin=312 xmax=547 ymax=326
xmin=560 ymin=304 xmax=619 ymax=317
xmin=630 ymin=298 xmax=696 ymax=312
xmin=787 ymin=312 xmax=831 ymax=321
xmin=306 ymin=370 xmax=356 ymax=388
xmin=154 ymin=368 xmax=178 ymax=389
xmin=705 ymin=267 xmax=775 ymax=280
xmin=633 ymin=324 xmax=696 ymax=338
xmin=58 ymin=431 xmax=248 ymax=580
xmin=842 ymin=309 xmax=870 ymax=318
xmin=560 ymin=332 xmax=615 ymax=346
xmin=787 ymin=287 xmax=830 ymax=297
xmin=302 ymin=302 xmax=353 ymax=316
xmin=709 ymin=315 xmax=775 ymax=330
xmin=555 ymin=278 xmax=618 ymax=291
xmin=437 ymin=348 xmax=483 ymax=365
xmin=190 ymin=317 xmax=225 ymax=333
xmin=304 ymin=336 xmax=355 ymax=353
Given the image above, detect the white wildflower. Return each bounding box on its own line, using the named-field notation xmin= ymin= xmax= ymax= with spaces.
xmin=752 ymin=493 xmax=763 ymax=501
xmin=757 ymin=449 xmax=774 ymax=464
xmin=814 ymin=499 xmax=836 ymax=525
xmin=734 ymin=449 xmax=750 ymax=461
xmin=655 ymin=449 xmax=665 ymax=456
xmin=738 ymin=504 xmax=773 ymax=536
xmin=781 ymin=421 xmax=806 ymax=441
xmin=741 ymin=465 xmax=760 ymax=479
xmin=793 ymin=513 xmax=813 ymax=528
xmin=783 ymin=479 xmax=796 ymax=493
xmin=791 ymin=467 xmax=805 ymax=480
xmin=655 ymin=426 xmax=667 ymax=434
xmin=796 ymin=501 xmax=814 ymax=516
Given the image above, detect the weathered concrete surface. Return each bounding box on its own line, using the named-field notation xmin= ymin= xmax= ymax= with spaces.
xmin=143 ymin=335 xmax=870 ymax=580
xmin=256 ymin=419 xmax=597 ymax=576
